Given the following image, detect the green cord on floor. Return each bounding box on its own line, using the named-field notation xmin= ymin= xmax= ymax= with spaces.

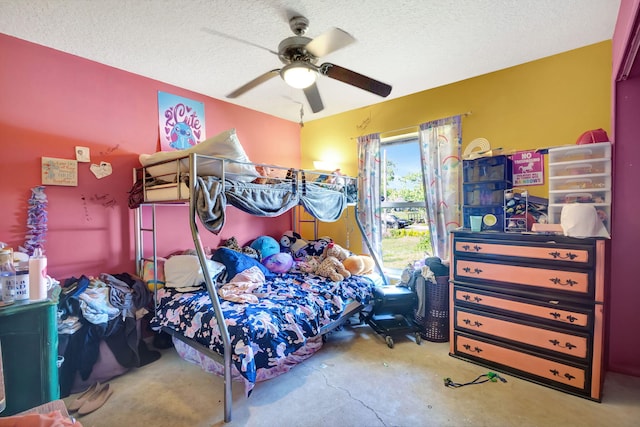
xmin=444 ymin=372 xmax=507 ymax=388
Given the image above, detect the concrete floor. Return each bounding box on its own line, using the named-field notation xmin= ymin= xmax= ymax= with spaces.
xmin=65 ymin=323 xmax=640 ymax=427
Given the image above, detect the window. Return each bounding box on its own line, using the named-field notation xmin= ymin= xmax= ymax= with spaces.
xmin=380 ymin=135 xmax=431 ymax=274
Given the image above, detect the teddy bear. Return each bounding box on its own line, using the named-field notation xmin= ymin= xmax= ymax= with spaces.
xmin=316 ymin=256 xmax=351 ymax=282
xmin=342 ymin=254 xmax=375 ymax=276
xmin=296 ymin=255 xmax=351 ymax=282
xmin=296 ymin=256 xmax=320 ymax=274
xmin=323 ymin=242 xmax=351 ymax=261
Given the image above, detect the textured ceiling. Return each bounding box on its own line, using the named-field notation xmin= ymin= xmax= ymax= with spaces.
xmin=0 ymin=0 xmax=621 ymax=123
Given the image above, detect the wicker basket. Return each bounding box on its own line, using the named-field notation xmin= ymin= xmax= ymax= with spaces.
xmin=415 ymin=275 xmax=450 ymax=342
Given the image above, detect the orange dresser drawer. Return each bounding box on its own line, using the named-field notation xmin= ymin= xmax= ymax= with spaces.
xmin=454 ymin=238 xmax=592 ymax=266
xmin=450 ymin=232 xmax=606 ymax=401
xmin=454 ymin=259 xmax=592 ymax=297
xmin=454 ymin=307 xmax=589 ymax=359
xmin=453 ymin=286 xmax=592 ymax=328
xmin=454 ymin=332 xmax=589 ymax=394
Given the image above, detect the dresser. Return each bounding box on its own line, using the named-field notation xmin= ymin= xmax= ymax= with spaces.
xmin=0 ymin=300 xmax=59 ymax=415
xmin=449 ymin=231 xmax=606 ymax=401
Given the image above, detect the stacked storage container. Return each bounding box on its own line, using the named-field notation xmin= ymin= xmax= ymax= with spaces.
xmin=462 ymin=155 xmax=513 ymax=230
xmin=547 ymin=141 xmax=611 ymax=233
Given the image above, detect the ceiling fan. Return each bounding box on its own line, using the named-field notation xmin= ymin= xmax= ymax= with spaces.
xmin=209 ymin=16 xmax=392 ymax=113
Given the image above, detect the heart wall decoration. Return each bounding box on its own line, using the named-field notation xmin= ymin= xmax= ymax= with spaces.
xmin=90 ymin=161 xmax=113 ymax=179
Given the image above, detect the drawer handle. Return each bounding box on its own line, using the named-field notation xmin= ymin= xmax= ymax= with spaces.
xmin=461 ymin=294 xmax=483 ymax=303
xmin=462 ymin=318 xmax=483 ymax=328
xmin=549 ymin=251 xmax=579 ymax=260
xmin=462 ymin=266 xmax=484 ymax=275
xmin=549 ymin=339 xmax=577 ymax=351
xmin=462 ymin=343 xmax=483 ymax=354
xmin=550 ymin=369 xmax=576 ymax=382
xmin=461 ymin=244 xmax=483 ymax=252
xmin=550 ymin=312 xmax=578 ymax=323
xmin=549 ymin=277 xmax=578 ymax=287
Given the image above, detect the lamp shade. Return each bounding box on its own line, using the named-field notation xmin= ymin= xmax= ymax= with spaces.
xmin=281 ymin=63 xmax=317 ymax=89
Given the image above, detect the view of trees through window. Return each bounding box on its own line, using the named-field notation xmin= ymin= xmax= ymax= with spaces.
xmin=381 ymin=138 xmax=432 ymax=271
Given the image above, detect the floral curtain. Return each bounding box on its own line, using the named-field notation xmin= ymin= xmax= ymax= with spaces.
xmin=418 ymin=116 xmax=462 ymax=260
xmin=356 ymin=133 xmax=382 ymax=262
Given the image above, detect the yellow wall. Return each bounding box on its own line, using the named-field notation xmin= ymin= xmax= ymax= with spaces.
xmin=300 ymin=41 xmax=612 ymax=252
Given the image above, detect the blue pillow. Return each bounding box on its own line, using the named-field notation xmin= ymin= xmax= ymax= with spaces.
xmin=212 ymin=247 xmax=274 ymax=280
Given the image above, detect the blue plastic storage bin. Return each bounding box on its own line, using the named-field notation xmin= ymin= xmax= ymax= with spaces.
xmin=463 ymin=155 xmax=513 ymax=183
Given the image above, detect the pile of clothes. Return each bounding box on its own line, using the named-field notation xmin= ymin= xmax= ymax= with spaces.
xmin=57 ymin=272 xmax=161 ymax=397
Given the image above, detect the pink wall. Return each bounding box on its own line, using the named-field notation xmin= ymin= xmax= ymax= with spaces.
xmin=0 ymin=34 xmax=300 ymax=279
xmin=609 ymin=0 xmax=640 ymax=376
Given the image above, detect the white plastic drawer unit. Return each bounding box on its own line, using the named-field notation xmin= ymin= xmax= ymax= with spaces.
xmin=548 ymin=190 xmax=610 ymax=205
xmin=547 ymin=142 xmax=612 ymax=233
xmin=547 ymin=142 xmax=611 ymax=164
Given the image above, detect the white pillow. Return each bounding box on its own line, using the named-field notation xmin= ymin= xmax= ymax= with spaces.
xmin=164 ymin=255 xmax=226 ymax=289
xmin=140 ymin=128 xmax=259 ymax=182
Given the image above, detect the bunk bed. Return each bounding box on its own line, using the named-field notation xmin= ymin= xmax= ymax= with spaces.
xmin=130 ymin=140 xmax=381 ymax=422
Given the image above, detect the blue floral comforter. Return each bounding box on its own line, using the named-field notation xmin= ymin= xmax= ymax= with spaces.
xmin=150 ymin=272 xmax=375 ymax=385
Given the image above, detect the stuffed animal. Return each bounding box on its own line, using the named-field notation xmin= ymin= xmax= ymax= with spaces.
xmin=296 ymin=256 xmax=320 ymax=274
xmin=343 ymin=254 xmax=375 ymax=276
xmin=262 ymin=252 xmax=294 ymax=274
xmin=294 ymin=236 xmax=332 ymax=259
xmin=280 ymin=230 xmax=302 ymax=253
xmin=316 ymin=256 xmax=351 ymax=282
xmin=323 ymin=242 xmax=351 ymax=261
xmin=326 ymin=168 xmax=346 ymax=188
xmin=250 ymin=236 xmax=280 ymax=261
xmin=222 ymin=237 xmax=259 ymax=259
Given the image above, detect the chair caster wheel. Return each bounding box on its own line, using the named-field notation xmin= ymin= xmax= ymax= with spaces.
xmin=385 ymin=336 xmax=394 ymax=348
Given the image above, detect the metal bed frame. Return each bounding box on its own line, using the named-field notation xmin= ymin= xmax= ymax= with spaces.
xmin=133 ymin=153 xmax=386 ymax=422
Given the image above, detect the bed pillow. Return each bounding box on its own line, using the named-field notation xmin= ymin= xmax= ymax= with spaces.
xmin=164 ymin=255 xmax=226 ymax=289
xmin=139 ymin=128 xmax=259 ymax=182
xmin=212 ymin=247 xmax=275 ymax=280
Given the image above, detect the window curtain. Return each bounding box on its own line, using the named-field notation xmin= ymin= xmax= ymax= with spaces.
xmin=418 ymin=116 xmax=462 ymax=260
xmin=356 ymin=133 xmax=382 ymax=261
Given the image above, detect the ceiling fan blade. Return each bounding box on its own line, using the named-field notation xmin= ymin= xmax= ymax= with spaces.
xmin=303 ymin=83 xmax=324 ymax=113
xmin=320 ymin=63 xmax=392 ymax=97
xmin=305 ymin=27 xmax=356 ymax=58
xmin=226 ymin=69 xmax=280 ymax=98
xmin=201 ymin=27 xmax=278 ymax=56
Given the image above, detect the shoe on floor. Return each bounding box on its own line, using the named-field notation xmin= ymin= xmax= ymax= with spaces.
xmin=67 ymin=382 xmax=102 ymax=412
xmin=77 ymin=383 xmax=113 ymax=416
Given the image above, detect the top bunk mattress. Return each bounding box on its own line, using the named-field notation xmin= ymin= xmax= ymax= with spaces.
xmin=138 ymin=128 xmax=260 ymax=183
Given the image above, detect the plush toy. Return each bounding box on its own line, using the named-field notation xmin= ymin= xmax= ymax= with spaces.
xmin=280 ymin=230 xmax=302 ymax=253
xmin=262 ymin=252 xmax=294 ymax=274
xmin=316 ymin=256 xmax=351 ymax=282
xmin=250 ymin=236 xmax=280 ymax=261
xmin=222 ymin=237 xmax=259 ymax=259
xmin=294 ymin=236 xmax=332 ymax=259
xmin=343 ymin=254 xmax=375 ymax=276
xmin=323 ymin=242 xmax=351 ymax=261
xmin=326 ymin=169 xmax=346 ymax=188
xmin=296 ymin=256 xmax=320 ymax=274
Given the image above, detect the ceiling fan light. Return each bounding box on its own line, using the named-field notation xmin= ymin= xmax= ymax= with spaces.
xmin=281 ymin=63 xmax=317 ymax=89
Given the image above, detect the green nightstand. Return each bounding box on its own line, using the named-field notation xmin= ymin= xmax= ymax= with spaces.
xmin=0 ymin=299 xmax=59 ymax=416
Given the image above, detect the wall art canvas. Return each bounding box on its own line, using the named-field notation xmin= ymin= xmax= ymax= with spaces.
xmin=42 ymin=157 xmax=78 ymax=186
xmin=158 ymin=91 xmax=206 ymax=151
